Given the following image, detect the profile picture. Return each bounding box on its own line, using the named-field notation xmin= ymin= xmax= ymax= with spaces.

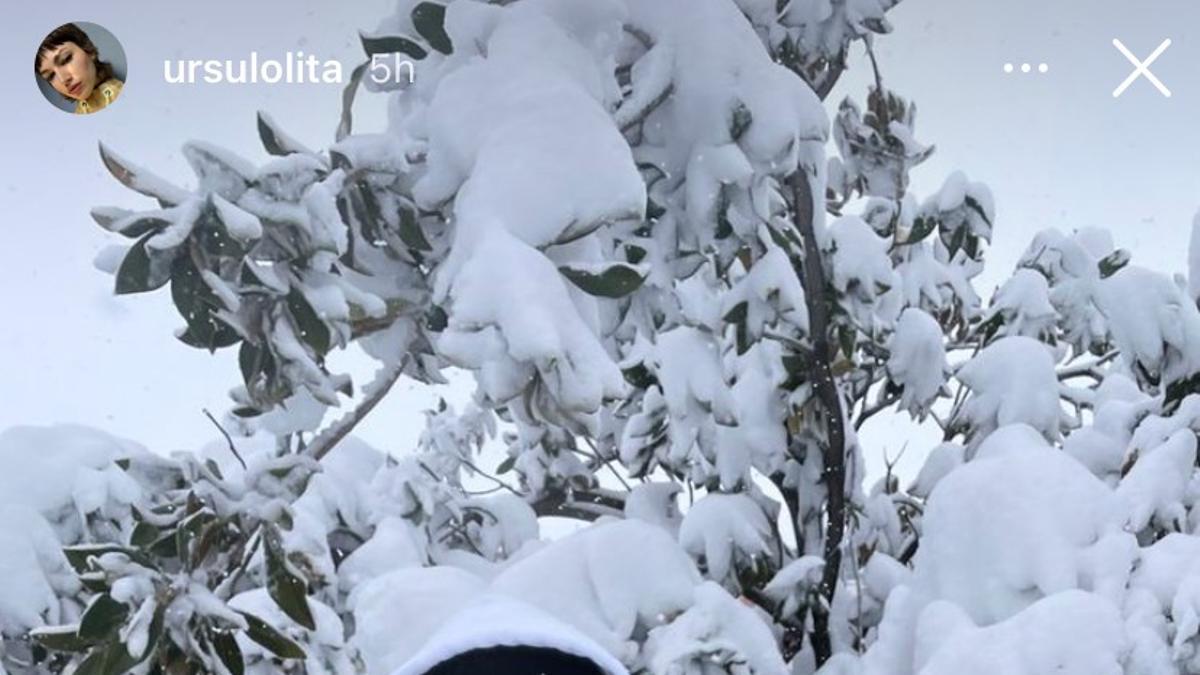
xmin=34 ymin=22 xmax=127 ymax=115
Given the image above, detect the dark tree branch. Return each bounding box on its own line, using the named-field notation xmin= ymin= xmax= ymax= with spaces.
xmin=531 ymin=488 xmax=626 ymax=522
xmin=203 ymin=408 xmax=247 ymax=470
xmin=308 ymin=355 xmax=409 ymax=461
xmin=789 ymin=169 xmax=849 ymax=668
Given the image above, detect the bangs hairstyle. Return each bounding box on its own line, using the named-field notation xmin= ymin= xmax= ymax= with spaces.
xmin=35 ymin=23 xmax=114 ymax=84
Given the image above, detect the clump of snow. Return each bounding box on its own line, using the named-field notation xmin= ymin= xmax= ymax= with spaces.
xmin=906 ymin=443 xmax=963 ymax=499
xmin=952 ymin=337 xmax=1063 ymax=448
xmin=490 ymin=519 xmax=700 ymax=663
xmin=914 ymin=591 xmax=1124 ymax=675
xmin=826 ymin=215 xmax=899 ymax=330
xmin=984 ymin=268 xmax=1057 ymax=340
xmin=0 ymin=425 xmax=147 ymax=542
xmin=623 ymin=482 xmax=683 ymax=534
xmin=390 ymin=594 xmax=629 ymax=675
xmin=643 ymin=582 xmax=787 ymax=675
xmin=0 ymin=506 xmax=80 ymax=635
xmin=337 ymin=516 xmax=427 ymax=593
xmin=886 ymin=308 xmax=948 ymax=418
xmin=350 ymin=566 xmax=487 ymax=675
xmin=913 ymin=424 xmax=1126 ymax=624
xmin=678 ymin=493 xmax=773 ymax=587
xmin=228 ymin=588 xmax=355 ymax=674
xmin=1095 ymin=266 xmax=1200 ymax=388
xmin=1116 ymin=429 xmax=1197 ymax=532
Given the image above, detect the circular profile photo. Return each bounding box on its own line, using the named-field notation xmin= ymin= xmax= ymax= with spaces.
xmin=34 ymin=22 xmax=127 ymax=115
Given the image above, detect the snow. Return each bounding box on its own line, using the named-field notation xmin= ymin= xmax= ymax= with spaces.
xmin=434 ymin=225 xmax=629 ymax=413
xmin=28 ymin=1 xmax=1200 ymax=674
xmin=1116 ymin=429 xmax=1197 ymax=532
xmin=906 ymin=443 xmax=963 ymax=499
xmin=182 ymin=140 xmax=255 ymax=201
xmin=763 ymin=556 xmax=825 ymax=617
xmin=351 ymin=566 xmax=487 ymax=675
xmin=985 ymin=268 xmax=1057 ymax=340
xmin=211 ymin=192 xmax=263 ymax=241
xmin=337 ymin=516 xmax=427 ymax=593
xmin=913 ymin=424 xmax=1125 ymax=624
xmin=678 ymin=493 xmax=773 ymax=587
xmin=650 ymin=325 xmax=738 ymax=477
xmin=953 ymin=337 xmax=1064 ymax=448
xmin=0 ymin=506 xmax=79 ymax=635
xmin=622 ymin=0 xmax=827 ymax=173
xmin=887 ymin=308 xmax=948 ymax=418
xmin=389 ymin=594 xmax=629 ymax=675
xmin=490 ymin=519 xmax=700 ymax=662
xmin=1095 ymin=265 xmax=1200 ymax=387
xmin=643 ymin=582 xmax=788 ymax=675
xmin=0 ymin=425 xmax=147 ymax=541
xmin=623 ymin=482 xmax=683 ymax=534
xmin=826 ymin=215 xmax=899 ymax=327
xmin=914 ymin=591 xmax=1125 ymax=675
xmin=229 ymin=588 xmax=356 ymax=674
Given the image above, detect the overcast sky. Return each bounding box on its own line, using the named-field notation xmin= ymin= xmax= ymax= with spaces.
xmin=1 ymin=0 xmax=1197 ymax=481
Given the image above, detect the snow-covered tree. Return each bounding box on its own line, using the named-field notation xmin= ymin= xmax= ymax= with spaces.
xmin=6 ymin=1 xmax=1200 ymax=674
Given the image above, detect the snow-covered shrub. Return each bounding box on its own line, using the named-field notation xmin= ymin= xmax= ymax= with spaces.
xmin=7 ymin=0 xmax=1200 ymax=674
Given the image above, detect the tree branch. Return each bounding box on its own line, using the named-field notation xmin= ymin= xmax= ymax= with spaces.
xmin=307 ymin=355 xmax=409 ymax=461
xmin=531 ymin=488 xmax=626 ymax=522
xmin=789 ymin=169 xmax=849 ymax=668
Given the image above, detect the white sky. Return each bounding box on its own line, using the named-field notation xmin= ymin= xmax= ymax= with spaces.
xmin=1 ymin=0 xmax=1198 ymax=483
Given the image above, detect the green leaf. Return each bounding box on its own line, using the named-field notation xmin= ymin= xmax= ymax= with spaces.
xmin=496 ymin=455 xmax=517 ymax=475
xmin=945 ymin=224 xmax=967 ymax=260
xmin=559 ymin=263 xmax=647 ymax=298
xmin=257 ymin=111 xmax=311 ymax=157
xmin=412 ymin=2 xmax=453 ymax=54
xmin=199 ymin=197 xmax=248 ymax=259
xmin=838 ymin=325 xmax=856 ymax=360
xmin=398 ymin=203 xmax=433 ymax=252
xmin=359 ymin=32 xmax=428 ymax=59
xmin=30 ymin=625 xmax=96 ymax=653
xmin=337 ymin=60 xmax=369 ymax=142
xmin=238 ymin=611 xmax=306 ymax=660
xmin=622 ymin=361 xmax=657 ymax=390
xmin=211 ymin=629 xmax=245 ymax=675
xmin=1098 ymin=249 xmax=1131 ymax=279
xmin=723 ymin=301 xmax=751 ymax=355
xmin=171 ymin=255 xmax=241 ymax=352
xmin=79 ymin=595 xmax=129 ymax=642
xmin=902 ymin=216 xmax=937 ymax=246
xmin=115 ymin=232 xmax=171 ymax=295
xmin=92 ymin=208 xmax=170 ymax=239
xmin=729 ymin=101 xmax=753 ymax=141
xmin=262 ymin=523 xmax=316 ymax=631
xmin=129 ymin=522 xmax=159 ymax=547
xmin=98 ymin=142 xmax=185 ymax=207
xmin=1165 ymin=371 xmax=1200 ymax=414
xmin=182 ymin=142 xmax=253 ymax=201
xmin=625 ymin=244 xmax=647 ymax=265
xmin=239 ymin=341 xmax=265 ymax=385
xmin=978 ymin=313 xmax=1005 ymax=343
xmin=426 ymin=305 xmax=448 ymax=332
xmin=63 ymin=544 xmax=154 ymax=575
xmin=964 ymin=195 xmax=992 ymax=227
xmin=190 ymin=517 xmax=227 ymax=569
xmin=286 ymin=288 xmax=333 ymax=356
xmin=73 ymin=641 xmax=138 ymax=675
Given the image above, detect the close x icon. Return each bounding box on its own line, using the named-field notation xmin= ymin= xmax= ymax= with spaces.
xmin=1113 ymin=38 xmax=1172 ymax=98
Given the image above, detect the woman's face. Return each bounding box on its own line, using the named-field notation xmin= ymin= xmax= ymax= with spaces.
xmin=38 ymin=42 xmax=97 ymax=101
